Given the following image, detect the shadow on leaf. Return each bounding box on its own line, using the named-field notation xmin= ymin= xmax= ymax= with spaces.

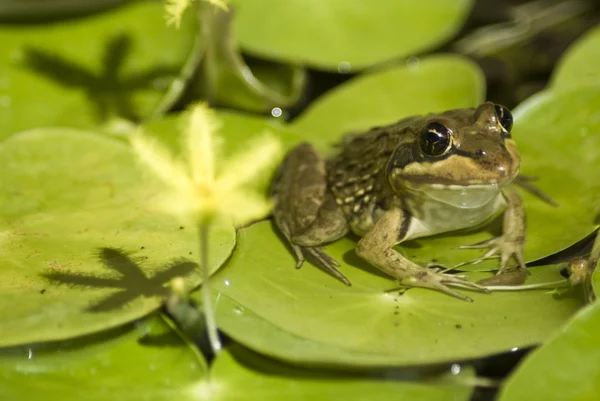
xmin=41 ymin=247 xmax=196 ymax=313
xmin=22 ymin=33 xmax=178 ymax=121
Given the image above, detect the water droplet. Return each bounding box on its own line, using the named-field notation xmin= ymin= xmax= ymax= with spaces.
xmin=27 ymin=348 xmax=33 ymax=360
xmin=337 ymin=61 xmax=351 ymax=73
xmin=511 ymin=347 xmax=519 ymax=352
xmin=233 ymin=305 xmax=244 ymax=315
xmin=224 ymin=280 xmax=230 ymax=287
xmin=271 ymin=107 xmax=282 ymax=118
xmin=406 ymin=56 xmax=420 ymax=69
xmin=450 ymin=363 xmax=461 ymax=375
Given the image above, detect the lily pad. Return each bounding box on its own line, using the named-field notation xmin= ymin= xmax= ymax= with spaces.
xmin=0 ymin=312 xmax=474 ymax=401
xmin=497 ymin=290 xmax=600 ymax=401
xmin=0 ymin=314 xmax=207 ymax=401
xmin=206 ymin=343 xmax=475 ymax=401
xmin=292 ymin=55 xmax=485 ymax=150
xmin=0 ymin=128 xmax=236 ymax=347
xmin=228 ymin=0 xmax=475 ymax=70
xmin=551 ymin=24 xmax=600 ymax=89
xmin=0 ymin=1 xmax=198 ymax=139
xmin=211 ymin=221 xmax=582 ymax=366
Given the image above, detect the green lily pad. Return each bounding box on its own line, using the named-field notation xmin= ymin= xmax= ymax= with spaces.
xmin=0 ymin=314 xmax=207 ymax=401
xmin=211 ymin=221 xmax=581 ymax=366
xmin=0 ymin=311 xmax=474 ymax=401
xmin=0 ymin=128 xmax=235 ymax=347
xmin=0 ymin=1 xmax=198 ymax=139
xmin=228 ymin=0 xmax=475 ymax=70
xmin=292 ymin=55 xmax=485 ymax=150
xmin=207 ymin=343 xmax=474 ymax=401
xmin=497 ymin=289 xmax=600 ymax=401
xmin=551 ymin=24 xmax=600 ymax=89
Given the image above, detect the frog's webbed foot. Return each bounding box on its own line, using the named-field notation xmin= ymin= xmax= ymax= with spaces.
xmin=295 ymin=245 xmax=351 ymax=286
xmin=399 ymin=269 xmax=490 ymax=302
xmin=456 ymin=235 xmax=527 ymax=276
xmin=455 ymin=189 xmax=528 ymax=276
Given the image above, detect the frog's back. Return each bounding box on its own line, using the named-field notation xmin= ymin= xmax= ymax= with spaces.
xmin=326 ymin=119 xmax=418 ymax=235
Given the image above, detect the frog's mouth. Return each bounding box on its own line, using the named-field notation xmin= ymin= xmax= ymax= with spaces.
xmin=411 ymin=184 xmax=502 ymax=209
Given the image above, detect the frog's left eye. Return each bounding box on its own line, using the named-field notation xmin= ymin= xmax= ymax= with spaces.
xmin=419 ymin=122 xmax=452 ymax=157
xmin=494 ymin=104 xmax=513 ymax=133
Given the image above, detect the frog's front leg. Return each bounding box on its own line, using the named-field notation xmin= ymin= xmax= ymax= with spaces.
xmin=458 ymin=189 xmax=527 ymax=275
xmin=356 ymin=208 xmax=490 ymax=302
xmin=270 ymin=143 xmax=350 ymax=285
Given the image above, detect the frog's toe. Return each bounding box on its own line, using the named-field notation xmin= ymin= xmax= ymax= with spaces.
xmin=400 ymin=271 xmax=490 ymax=302
xmin=456 ymin=236 xmax=527 ymax=275
xmin=304 ymin=246 xmax=351 ymax=286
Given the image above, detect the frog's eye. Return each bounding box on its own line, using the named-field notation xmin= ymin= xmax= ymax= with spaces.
xmin=494 ymin=104 xmax=513 ymax=133
xmin=419 ymin=122 xmax=452 ymax=157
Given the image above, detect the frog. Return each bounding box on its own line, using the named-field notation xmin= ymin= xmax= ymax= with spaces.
xmin=270 ymin=102 xmax=527 ymax=302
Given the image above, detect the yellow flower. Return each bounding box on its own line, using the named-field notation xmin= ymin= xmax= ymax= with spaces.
xmin=131 ymin=103 xmax=282 ymax=226
xmin=164 ymin=0 xmax=229 ymax=28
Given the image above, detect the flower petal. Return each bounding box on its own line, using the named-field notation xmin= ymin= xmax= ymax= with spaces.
xmin=130 ymin=131 xmax=193 ymax=194
xmin=217 ymin=133 xmax=282 ymax=191
xmin=186 ymin=102 xmax=220 ymax=186
xmin=216 ymin=189 xmax=274 ymax=226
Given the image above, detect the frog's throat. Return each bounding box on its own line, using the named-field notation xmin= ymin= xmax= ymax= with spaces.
xmin=410 ymin=184 xmax=502 ymax=209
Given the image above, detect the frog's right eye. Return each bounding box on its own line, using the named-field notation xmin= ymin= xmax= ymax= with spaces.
xmin=419 ymin=122 xmax=452 ymax=157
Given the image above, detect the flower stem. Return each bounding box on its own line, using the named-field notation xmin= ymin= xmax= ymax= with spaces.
xmin=199 ymin=223 xmax=221 ymax=353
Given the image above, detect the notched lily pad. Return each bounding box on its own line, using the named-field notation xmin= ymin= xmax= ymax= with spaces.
xmin=228 ymin=0 xmax=475 ymax=70
xmin=0 ymin=1 xmax=198 ymax=139
xmin=0 ymin=129 xmax=235 ymax=346
xmin=211 ymin=221 xmax=582 ymax=366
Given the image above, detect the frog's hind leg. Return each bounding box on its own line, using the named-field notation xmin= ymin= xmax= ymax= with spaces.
xmin=292 ymin=191 xmax=351 ymax=285
xmin=270 ymin=143 xmax=351 ymax=285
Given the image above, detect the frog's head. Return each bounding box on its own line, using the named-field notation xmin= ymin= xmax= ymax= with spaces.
xmin=387 ymin=102 xmax=520 ymax=208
